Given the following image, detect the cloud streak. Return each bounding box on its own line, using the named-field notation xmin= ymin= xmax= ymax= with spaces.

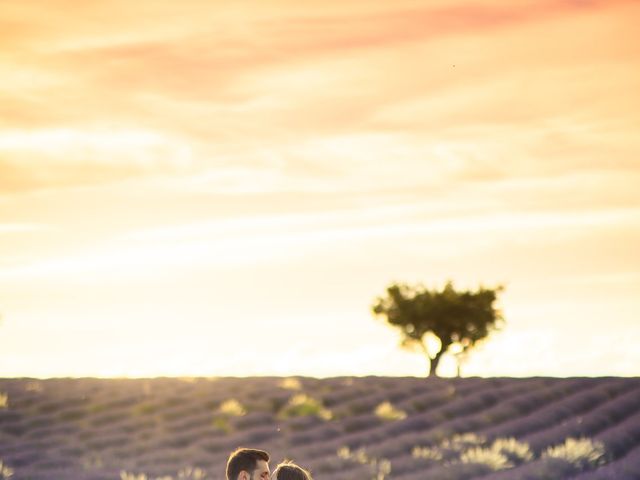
xmin=1 ymin=0 xmax=637 ymax=194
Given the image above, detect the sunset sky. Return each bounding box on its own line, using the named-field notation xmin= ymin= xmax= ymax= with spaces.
xmin=1 ymin=0 xmax=639 ymax=378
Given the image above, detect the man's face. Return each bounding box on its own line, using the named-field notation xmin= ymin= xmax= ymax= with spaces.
xmin=249 ymin=460 xmax=270 ymax=480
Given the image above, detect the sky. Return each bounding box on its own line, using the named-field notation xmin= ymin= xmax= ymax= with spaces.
xmin=0 ymin=0 xmax=639 ymax=378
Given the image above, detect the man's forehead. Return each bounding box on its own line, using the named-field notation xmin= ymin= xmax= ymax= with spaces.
xmin=255 ymin=459 xmax=269 ymax=472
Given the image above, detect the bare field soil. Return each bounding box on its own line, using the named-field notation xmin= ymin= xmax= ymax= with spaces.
xmin=1 ymin=377 xmax=640 ymax=479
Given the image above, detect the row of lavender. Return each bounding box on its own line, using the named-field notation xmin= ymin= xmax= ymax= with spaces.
xmin=1 ymin=377 xmax=639 ymax=479
xmin=292 ymin=378 xmax=640 ymax=479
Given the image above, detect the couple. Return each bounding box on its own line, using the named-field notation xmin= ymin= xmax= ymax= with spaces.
xmin=225 ymin=447 xmax=312 ymax=480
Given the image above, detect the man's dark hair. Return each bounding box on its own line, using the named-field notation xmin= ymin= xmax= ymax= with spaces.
xmin=226 ymin=447 xmax=270 ymax=480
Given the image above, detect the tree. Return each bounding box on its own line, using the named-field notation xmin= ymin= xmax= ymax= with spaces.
xmin=372 ymin=281 xmax=504 ymax=377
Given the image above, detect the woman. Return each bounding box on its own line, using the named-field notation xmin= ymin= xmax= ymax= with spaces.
xmin=271 ymin=460 xmax=313 ymax=480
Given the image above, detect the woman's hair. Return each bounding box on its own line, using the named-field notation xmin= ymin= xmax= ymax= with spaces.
xmin=272 ymin=460 xmax=313 ymax=480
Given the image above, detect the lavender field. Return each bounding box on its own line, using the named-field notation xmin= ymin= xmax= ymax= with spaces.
xmin=1 ymin=377 xmax=640 ymax=480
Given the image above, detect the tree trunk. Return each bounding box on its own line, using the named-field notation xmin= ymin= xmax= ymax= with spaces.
xmin=420 ymin=338 xmax=446 ymax=378
xmin=428 ymin=349 xmax=445 ymax=377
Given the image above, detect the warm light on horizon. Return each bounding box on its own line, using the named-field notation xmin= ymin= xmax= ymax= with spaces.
xmin=0 ymin=0 xmax=639 ymax=378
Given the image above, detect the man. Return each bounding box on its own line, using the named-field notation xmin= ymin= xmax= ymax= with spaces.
xmin=226 ymin=447 xmax=270 ymax=480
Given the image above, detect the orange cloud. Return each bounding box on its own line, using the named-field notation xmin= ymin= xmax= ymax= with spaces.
xmin=1 ymin=0 xmax=638 ymax=250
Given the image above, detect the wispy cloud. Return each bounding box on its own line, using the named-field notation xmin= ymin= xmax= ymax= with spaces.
xmin=0 ymin=223 xmax=51 ymax=233
xmin=3 ymin=202 xmax=637 ymax=283
xmin=1 ymin=0 xmax=637 ymax=194
xmin=0 ymin=128 xmax=194 ymax=191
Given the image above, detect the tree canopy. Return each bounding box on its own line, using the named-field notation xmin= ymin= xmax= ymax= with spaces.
xmin=372 ymin=281 xmax=504 ymax=377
